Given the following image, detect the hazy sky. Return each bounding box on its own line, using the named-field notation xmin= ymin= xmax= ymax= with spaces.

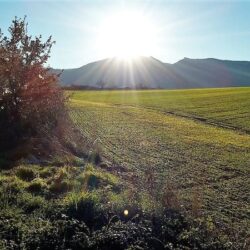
xmin=1 ymin=0 xmax=250 ymax=68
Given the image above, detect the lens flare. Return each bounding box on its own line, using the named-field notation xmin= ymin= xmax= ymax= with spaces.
xmin=124 ymin=209 xmax=129 ymax=216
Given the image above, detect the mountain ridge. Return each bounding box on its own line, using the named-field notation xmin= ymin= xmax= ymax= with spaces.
xmin=54 ymin=57 xmax=250 ymax=89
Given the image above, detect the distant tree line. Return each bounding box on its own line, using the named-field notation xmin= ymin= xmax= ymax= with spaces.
xmin=63 ymin=84 xmax=158 ymax=90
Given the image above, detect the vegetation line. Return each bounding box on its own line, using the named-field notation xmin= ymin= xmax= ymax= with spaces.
xmin=108 ymin=102 xmax=250 ymax=135
xmin=162 ymin=110 xmax=250 ymax=135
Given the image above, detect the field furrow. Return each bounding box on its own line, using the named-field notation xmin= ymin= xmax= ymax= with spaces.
xmin=70 ymin=88 xmax=250 ymax=234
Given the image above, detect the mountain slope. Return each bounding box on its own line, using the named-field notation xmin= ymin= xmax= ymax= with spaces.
xmin=172 ymin=58 xmax=250 ymax=88
xmin=55 ymin=57 xmax=250 ymax=89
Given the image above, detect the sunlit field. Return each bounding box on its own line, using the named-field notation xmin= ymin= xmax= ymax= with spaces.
xmin=2 ymin=0 xmax=250 ymax=247
xmin=70 ymin=87 xmax=250 ymax=234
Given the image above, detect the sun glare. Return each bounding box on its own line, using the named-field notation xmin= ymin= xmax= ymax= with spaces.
xmin=97 ymin=10 xmax=156 ymax=60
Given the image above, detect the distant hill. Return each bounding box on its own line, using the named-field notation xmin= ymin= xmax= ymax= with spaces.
xmin=54 ymin=57 xmax=250 ymax=89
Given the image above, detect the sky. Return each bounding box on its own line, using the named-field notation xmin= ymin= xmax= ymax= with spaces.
xmin=0 ymin=0 xmax=250 ymax=69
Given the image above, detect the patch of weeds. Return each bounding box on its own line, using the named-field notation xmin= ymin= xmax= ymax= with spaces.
xmin=0 ymin=240 xmax=6 ymax=250
xmin=98 ymin=161 xmax=111 ymax=170
xmin=178 ymin=216 xmax=233 ymax=249
xmin=49 ymin=179 xmax=73 ymax=194
xmin=63 ymin=191 xmax=104 ymax=228
xmin=103 ymin=189 xmax=143 ymax=220
xmin=88 ymin=151 xmax=102 ymax=165
xmin=26 ymin=178 xmax=48 ymax=194
xmin=139 ymin=192 xmax=159 ymax=213
xmin=86 ymin=173 xmax=100 ymax=190
xmin=85 ymin=163 xmax=95 ymax=172
xmin=71 ymin=157 xmax=85 ymax=167
xmin=39 ymin=167 xmax=53 ymax=178
xmin=17 ymin=192 xmax=46 ymax=212
xmin=16 ymin=166 xmax=36 ymax=181
xmin=55 ymin=167 xmax=69 ymax=180
xmin=0 ymin=174 xmax=10 ymax=185
xmin=78 ymin=163 xmax=121 ymax=192
xmin=4 ymin=176 xmax=28 ymax=194
xmin=50 ymin=155 xmax=66 ymax=166
xmin=47 ymin=166 xmax=83 ymax=194
xmin=21 ymin=218 xmax=90 ymax=250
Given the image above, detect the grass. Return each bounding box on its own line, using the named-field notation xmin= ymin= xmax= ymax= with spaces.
xmin=70 ymin=87 xmax=250 ymax=132
xmin=2 ymin=163 xmax=230 ymax=249
xmin=69 ymin=87 xmax=250 ymax=238
xmin=0 ymin=87 xmax=249 ymax=248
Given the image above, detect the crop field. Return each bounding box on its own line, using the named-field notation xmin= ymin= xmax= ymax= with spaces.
xmin=69 ymin=87 xmax=250 ymax=236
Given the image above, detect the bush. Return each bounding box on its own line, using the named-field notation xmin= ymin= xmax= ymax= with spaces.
xmin=0 ymin=17 xmax=67 ymax=155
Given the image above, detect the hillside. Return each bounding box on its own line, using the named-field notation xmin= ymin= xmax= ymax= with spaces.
xmin=56 ymin=57 xmax=250 ymax=88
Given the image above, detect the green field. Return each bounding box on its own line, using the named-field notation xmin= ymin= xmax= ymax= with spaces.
xmin=70 ymin=87 xmax=250 ymax=234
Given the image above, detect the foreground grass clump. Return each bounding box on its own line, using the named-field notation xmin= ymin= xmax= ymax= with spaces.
xmin=78 ymin=163 xmax=120 ymax=191
xmin=0 ymin=164 xmax=238 ymax=249
xmin=26 ymin=178 xmax=48 ymax=194
xmin=63 ymin=191 xmax=101 ymax=228
xmin=16 ymin=166 xmax=36 ymax=181
xmin=17 ymin=192 xmax=46 ymax=212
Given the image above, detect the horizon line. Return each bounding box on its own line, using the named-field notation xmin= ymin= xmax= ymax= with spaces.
xmin=52 ymin=56 xmax=250 ymax=70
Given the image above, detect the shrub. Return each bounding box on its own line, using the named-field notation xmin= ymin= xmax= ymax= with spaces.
xmin=0 ymin=17 xmax=68 ymax=156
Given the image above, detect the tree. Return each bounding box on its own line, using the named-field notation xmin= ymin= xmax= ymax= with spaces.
xmin=0 ymin=17 xmax=67 ymax=152
xmin=96 ymin=79 xmax=106 ymax=89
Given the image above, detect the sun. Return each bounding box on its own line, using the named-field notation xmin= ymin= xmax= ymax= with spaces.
xmin=96 ymin=10 xmax=156 ymax=60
